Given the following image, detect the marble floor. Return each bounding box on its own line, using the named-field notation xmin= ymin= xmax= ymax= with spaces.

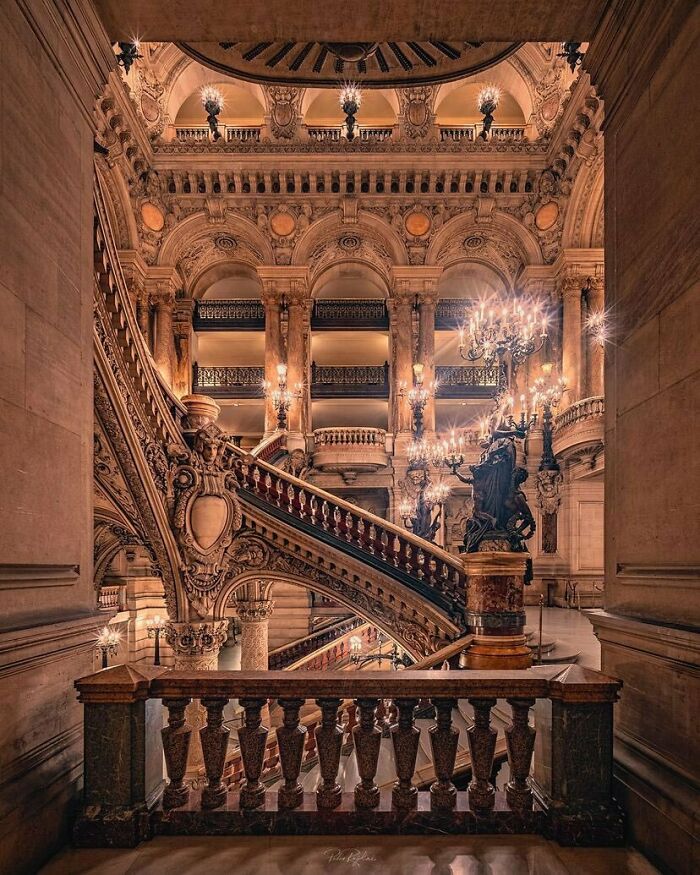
xmin=40 ymin=835 xmax=658 ymax=875
xmin=524 ymin=606 xmax=601 ymax=669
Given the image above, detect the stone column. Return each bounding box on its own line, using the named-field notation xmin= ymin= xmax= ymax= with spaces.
xmin=172 ymin=298 xmax=195 ymax=399
xmin=153 ymin=290 xmax=175 ymax=387
xmin=136 ymin=289 xmax=151 ymax=345
xmin=585 ymin=276 xmax=605 ymax=397
xmin=388 ymin=288 xmax=415 ymax=435
xmin=560 ymin=275 xmax=584 ymax=405
xmin=286 ymin=281 xmax=311 ymax=436
xmin=417 ymin=288 xmax=437 ymax=435
xmin=235 ymin=598 xmax=275 ymax=670
xmin=261 ymin=285 xmax=283 ymax=435
xmin=461 ymin=552 xmax=532 ymax=670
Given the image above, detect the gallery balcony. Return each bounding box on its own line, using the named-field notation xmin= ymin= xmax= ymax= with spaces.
xmin=193 ymin=299 xmax=265 ymax=331
xmin=310 ymin=362 xmax=390 ymax=398
xmin=311 ymin=427 xmax=390 ymax=479
xmin=435 ymin=365 xmax=506 ymax=399
xmin=311 ymin=299 xmax=389 ymax=330
xmin=553 ymin=396 xmax=605 ymax=459
xmin=439 ymin=124 xmax=526 ymax=142
xmin=192 ymin=364 xmax=264 ymax=398
xmin=175 ymin=125 xmax=261 ymax=143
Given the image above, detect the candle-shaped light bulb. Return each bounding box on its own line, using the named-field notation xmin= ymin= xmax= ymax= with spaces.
xmin=276 ymin=362 xmax=287 ymax=380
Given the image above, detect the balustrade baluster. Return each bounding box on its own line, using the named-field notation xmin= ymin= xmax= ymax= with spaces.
xmin=352 ymin=698 xmax=382 ymax=809
xmin=252 ymin=466 xmax=261 ymax=491
xmin=238 ymin=698 xmax=269 ymax=809
xmin=505 ymin=697 xmax=536 ymax=811
xmin=298 ymin=489 xmax=307 ymax=518
xmin=314 ymin=698 xmax=343 ymax=810
xmin=404 ymin=544 xmax=413 ymax=573
xmin=379 ymin=530 xmax=389 ymax=562
xmin=367 ymin=523 xmax=377 ymax=554
xmin=429 ymin=698 xmax=459 ymax=810
xmin=310 ymin=494 xmax=318 ymax=523
xmin=333 ymin=506 xmax=342 ymax=536
xmin=344 ymin=511 xmax=354 ymax=542
xmin=391 ymin=698 xmax=420 ymax=810
xmin=287 ymin=483 xmax=296 ymax=514
xmin=467 ymin=698 xmax=497 ymax=811
xmin=200 ymin=697 xmax=230 ymax=809
xmin=392 ymin=535 xmax=401 ymax=566
xmin=276 ymin=698 xmax=307 ymax=810
xmin=275 ymin=478 xmax=284 ymax=507
xmin=264 ymin=472 xmax=272 ymax=495
xmin=356 ymin=518 xmax=365 ymax=547
xmin=162 ymin=697 xmax=192 ymax=810
xmin=321 ymin=500 xmax=330 ymax=530
xmin=416 ymin=548 xmax=426 ymax=579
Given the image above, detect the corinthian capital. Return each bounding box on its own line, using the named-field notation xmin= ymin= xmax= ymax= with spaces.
xmin=235 ymin=599 xmax=275 ymax=623
xmin=164 ymin=620 xmax=229 ymax=670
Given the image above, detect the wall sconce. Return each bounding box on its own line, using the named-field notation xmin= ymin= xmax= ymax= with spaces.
xmin=339 ymin=84 xmax=362 ymax=141
xmin=264 ymin=363 xmax=303 ymax=430
xmin=476 ymin=85 xmax=501 ymax=139
xmin=201 ymin=86 xmax=224 ymax=140
xmin=146 ymin=615 xmax=165 ymax=666
xmin=95 ymin=626 xmax=121 ymax=669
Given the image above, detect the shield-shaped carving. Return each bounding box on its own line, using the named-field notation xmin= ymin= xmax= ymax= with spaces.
xmin=272 ymin=102 xmax=294 ymax=129
xmin=407 ymin=100 xmax=428 ymax=129
xmin=189 ymin=495 xmax=229 ymax=551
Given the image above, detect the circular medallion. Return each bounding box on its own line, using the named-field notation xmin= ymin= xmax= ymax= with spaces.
xmin=535 ymin=202 xmax=559 ymax=231
xmin=140 ymin=93 xmax=160 ymax=123
xmin=269 ymin=212 xmax=296 ymax=237
xmin=404 ymin=211 xmax=432 ymax=238
xmin=540 ymin=94 xmax=560 ymax=123
xmin=140 ymin=202 xmax=164 ymax=232
xmin=464 ymin=234 xmax=486 ymax=250
xmin=214 ymin=234 xmax=237 ymax=250
xmin=339 ymin=234 xmax=361 ymax=252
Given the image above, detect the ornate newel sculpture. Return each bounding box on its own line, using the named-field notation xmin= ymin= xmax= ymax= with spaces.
xmin=458 ymin=427 xmax=535 ymax=669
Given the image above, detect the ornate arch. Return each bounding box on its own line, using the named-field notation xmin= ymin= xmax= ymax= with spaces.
xmin=562 ymin=147 xmax=605 ymax=249
xmin=96 ymin=163 xmax=139 ymax=250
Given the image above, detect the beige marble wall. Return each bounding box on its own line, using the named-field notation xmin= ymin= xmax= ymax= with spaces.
xmin=586 ymin=2 xmax=700 ymax=872
xmin=0 ymin=1 xmax=112 ymax=872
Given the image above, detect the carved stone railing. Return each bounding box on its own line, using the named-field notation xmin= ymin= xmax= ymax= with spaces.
xmin=310 ymin=362 xmax=390 ymax=398
xmin=435 ymin=366 xmax=506 ymax=398
xmin=98 ymin=584 xmax=125 ymax=612
xmin=553 ymin=396 xmax=605 ymax=458
xmin=307 ymin=126 xmax=393 ymax=143
xmin=312 ymin=298 xmax=389 ymax=329
xmin=193 ymin=299 xmax=265 ymax=330
xmin=192 ymin=364 xmax=264 ymax=398
xmin=249 ymin=431 xmax=287 ymax=462
xmin=226 ymin=442 xmax=466 ymax=624
xmin=74 ymin=664 xmax=624 ymax=847
xmin=175 ymin=125 xmax=261 ymax=142
xmin=439 ymin=125 xmax=525 ymax=142
xmin=269 ymin=618 xmax=373 ymax=671
xmin=312 ymin=427 xmax=389 ymax=479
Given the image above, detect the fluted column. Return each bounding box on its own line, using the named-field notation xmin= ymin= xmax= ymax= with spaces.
xmin=286 ymin=281 xmax=311 ymax=436
xmin=388 ymin=287 xmax=415 ymax=434
xmin=417 ymin=288 xmax=437 ymax=434
xmin=261 ymin=285 xmax=283 ymax=435
xmin=585 ymin=276 xmax=605 ymax=397
xmin=561 ymin=275 xmax=584 ymax=404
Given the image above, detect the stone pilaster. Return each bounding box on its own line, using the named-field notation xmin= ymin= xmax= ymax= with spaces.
xmin=173 ymin=298 xmax=195 ymax=399
xmin=388 ymin=286 xmax=416 ymax=436
xmin=235 ymin=599 xmax=275 ymax=671
xmin=285 ymin=279 xmax=311 ymax=436
xmin=584 ymin=275 xmax=605 ymax=397
xmin=260 ymin=282 xmax=284 ymax=435
xmin=560 ymin=274 xmax=584 ymax=405
xmin=417 ymin=286 xmax=438 ymax=435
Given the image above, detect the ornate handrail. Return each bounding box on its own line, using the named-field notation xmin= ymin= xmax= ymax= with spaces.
xmin=310 ymin=362 xmax=390 ymax=397
xmin=194 ymin=299 xmax=265 ymax=330
xmin=174 ymin=125 xmax=261 ymax=142
xmin=312 ymin=298 xmax=389 ymax=328
xmin=226 ymin=440 xmax=467 ymax=621
xmin=75 ymin=664 xmax=623 ymax=846
xmin=439 ymin=125 xmax=525 ymax=142
xmin=268 ymin=616 xmax=367 ymax=670
xmin=435 ymin=365 xmax=506 ymax=398
xmin=554 ymin=396 xmax=605 ymax=431
xmin=192 ymin=365 xmax=265 ymax=398
xmin=312 ymin=427 xmax=387 ymax=448
xmin=249 ymin=431 xmax=287 ymax=462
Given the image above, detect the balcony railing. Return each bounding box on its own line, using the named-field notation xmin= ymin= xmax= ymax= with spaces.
xmin=554 ymin=396 xmax=605 ymax=431
xmin=192 ymin=364 xmax=264 ymax=398
xmin=307 ymin=126 xmax=394 ymax=143
xmin=175 ymin=125 xmax=261 ymax=142
xmin=439 ymin=125 xmax=526 ymax=142
xmin=553 ymin=396 xmax=605 ymax=458
xmin=268 ymin=617 xmax=372 ymax=671
xmin=97 ymin=584 xmax=125 ymax=612
xmin=312 ymin=427 xmax=390 ymax=478
xmin=435 ymin=298 xmax=474 ymax=328
xmin=193 ymin=299 xmax=265 ymax=331
xmin=74 ymin=664 xmax=624 ymax=847
xmin=435 ymin=365 xmax=506 ymax=398
xmin=311 ymin=362 xmax=390 ymax=398
xmin=312 ymin=299 xmax=389 ymax=329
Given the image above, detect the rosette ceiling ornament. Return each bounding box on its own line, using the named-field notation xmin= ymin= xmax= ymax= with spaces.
xmin=178 ymin=40 xmax=521 ymax=87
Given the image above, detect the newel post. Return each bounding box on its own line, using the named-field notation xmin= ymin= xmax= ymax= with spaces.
xmin=73 ymin=665 xmax=168 ymax=847
xmin=533 ymin=665 xmax=625 ymax=846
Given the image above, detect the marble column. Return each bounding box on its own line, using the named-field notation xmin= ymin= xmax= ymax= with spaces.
xmin=585 ymin=276 xmax=605 ymax=397
xmin=172 ymin=299 xmax=194 ymax=399
xmin=236 ymin=599 xmax=275 ymax=670
xmin=136 ymin=290 xmax=151 ymax=346
xmin=286 ymin=282 xmax=311 ymax=436
xmin=153 ymin=290 xmax=175 ymax=387
xmin=417 ymin=289 xmax=437 ymax=435
xmin=389 ymin=289 xmax=415 ymax=435
xmin=262 ymin=286 xmax=283 ymax=435
xmin=561 ymin=276 xmax=584 ymax=405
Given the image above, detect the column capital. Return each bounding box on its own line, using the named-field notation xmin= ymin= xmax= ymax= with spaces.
xmin=145 ymin=265 xmax=180 ymax=305
xmin=235 ymin=599 xmax=275 ymax=623
xmin=391 ymin=265 xmax=443 ymax=293
xmin=164 ymin=620 xmax=229 ymax=670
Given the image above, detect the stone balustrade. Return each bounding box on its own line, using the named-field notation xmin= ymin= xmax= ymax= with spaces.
xmin=73 ymin=664 xmax=624 ymax=847
xmin=312 ymin=427 xmax=390 ymax=480
xmin=175 ymin=125 xmax=261 ymax=142
xmin=439 ymin=125 xmax=525 ymax=142
xmin=97 ymin=584 xmax=125 ymax=612
xmin=553 ymin=396 xmax=605 ymax=458
xmin=268 ymin=616 xmax=368 ymax=670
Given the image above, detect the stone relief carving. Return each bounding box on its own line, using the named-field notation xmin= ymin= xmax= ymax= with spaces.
xmin=535 ymin=469 xmax=563 ymax=515
xmin=398 ymin=86 xmax=437 ymax=139
xmin=265 ymin=86 xmax=302 ymax=140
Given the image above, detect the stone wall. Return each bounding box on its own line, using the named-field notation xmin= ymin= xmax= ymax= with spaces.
xmin=0 ymin=1 xmax=112 ymax=872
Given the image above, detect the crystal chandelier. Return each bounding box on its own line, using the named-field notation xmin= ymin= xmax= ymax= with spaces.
xmin=263 ymin=363 xmax=303 ymax=430
xmin=201 ymin=85 xmax=225 ymax=140
xmin=476 ymin=85 xmax=501 ymax=139
xmin=339 ymin=83 xmax=362 ymax=141
xmin=458 ymin=295 xmax=548 ymax=369
xmin=400 ymin=363 xmax=435 ymax=441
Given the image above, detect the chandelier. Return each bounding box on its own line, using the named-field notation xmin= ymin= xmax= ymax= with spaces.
xmin=476 ymin=85 xmax=501 ymax=138
xmin=201 ymin=85 xmax=224 ymax=140
xmin=263 ymin=363 xmax=303 ymax=430
xmin=401 ymin=363 xmax=436 ymax=442
xmin=458 ymin=295 xmax=548 ymax=369
xmin=339 ymin=83 xmax=362 ymax=141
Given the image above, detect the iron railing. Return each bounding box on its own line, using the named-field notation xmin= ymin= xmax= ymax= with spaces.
xmin=192 ymin=365 xmax=264 ymax=398
xmin=193 ymin=299 xmax=265 ymax=331
xmin=310 ymin=362 xmax=390 ymax=398
xmin=312 ymin=299 xmax=389 ymax=329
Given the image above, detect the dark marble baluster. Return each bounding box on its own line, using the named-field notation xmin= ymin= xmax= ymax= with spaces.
xmin=391 ymin=698 xmax=420 ymax=810
xmin=333 ymin=506 xmax=342 ymax=536
xmin=162 ymin=697 xmax=192 ymax=810
xmin=505 ymin=697 xmax=536 ymax=811
xmin=367 ymin=523 xmax=377 ymax=554
xmin=467 ymin=697 xmax=497 ymax=811
xmin=237 ymin=698 xmax=269 ymax=809
xmin=352 ymin=697 xmax=382 ymax=809
xmin=344 ymin=511 xmax=354 ymax=541
xmin=428 ymin=698 xmax=459 ymax=810
xmin=277 ymin=698 xmax=307 ymax=810
xmin=314 ymin=697 xmax=343 ymax=810
xmin=200 ymin=697 xmax=230 ymax=809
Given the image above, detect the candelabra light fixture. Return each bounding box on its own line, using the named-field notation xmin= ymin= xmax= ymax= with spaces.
xmin=201 ymin=85 xmax=224 ymax=140
xmin=116 ymin=41 xmax=142 ymax=74
xmin=263 ymin=363 xmax=303 ymax=430
xmin=476 ymin=85 xmax=501 ymax=139
xmin=400 ymin=363 xmax=436 ymax=441
xmin=350 ymin=634 xmax=412 ymax=671
xmin=398 ymin=476 xmax=451 ymax=542
xmin=584 ymin=309 xmax=609 ymax=348
xmin=531 ymin=363 xmax=566 ymax=470
xmin=95 ymin=626 xmax=121 ymax=669
xmin=558 ymin=42 xmax=586 ymax=73
xmin=458 ymin=296 xmax=549 ymax=372
xmin=339 ymin=83 xmax=362 ymax=141
xmin=146 ymin=615 xmax=165 ymax=666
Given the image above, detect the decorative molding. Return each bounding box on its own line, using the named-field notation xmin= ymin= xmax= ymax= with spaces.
xmin=0 ymin=613 xmax=100 ymax=678
xmin=0 ymin=564 xmax=79 ymax=589
xmin=615 ymin=565 xmax=700 ymax=586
